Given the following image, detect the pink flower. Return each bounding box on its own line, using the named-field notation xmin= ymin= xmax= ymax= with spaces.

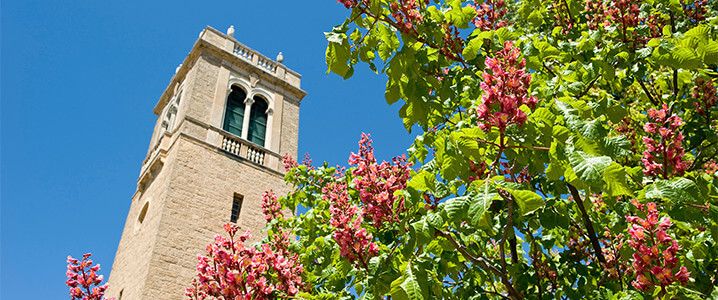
xmin=389 ymin=0 xmax=425 ymax=33
xmin=625 ymin=202 xmax=690 ymax=291
xmin=348 ymin=133 xmax=412 ymax=228
xmin=477 ymin=41 xmax=538 ymax=133
xmin=337 ymin=0 xmax=359 ymax=9
xmin=641 ymin=104 xmax=689 ymax=178
xmin=471 ymin=0 xmax=508 ymax=30
xmin=282 ymin=154 xmax=298 ymax=171
xmin=65 ymin=253 xmax=113 ymax=300
xmin=186 ymin=224 xmax=303 ymax=299
xmin=261 ymin=190 xmax=283 ymax=222
xmin=692 ymin=77 xmax=717 ymax=117
xmin=683 ymin=0 xmax=708 ymax=22
xmin=324 ymin=182 xmax=379 ymax=266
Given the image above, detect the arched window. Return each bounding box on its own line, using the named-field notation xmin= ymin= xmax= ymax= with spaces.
xmin=223 ymin=85 xmax=247 ymax=137
xmin=248 ymin=96 xmax=268 ymax=147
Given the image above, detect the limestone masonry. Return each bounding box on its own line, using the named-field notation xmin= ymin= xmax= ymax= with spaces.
xmin=106 ymin=26 xmax=306 ymax=300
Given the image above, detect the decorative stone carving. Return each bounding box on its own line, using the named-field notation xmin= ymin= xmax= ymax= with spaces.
xmin=249 ymin=74 xmax=259 ymax=88
xmin=227 ymin=25 xmax=235 ymax=37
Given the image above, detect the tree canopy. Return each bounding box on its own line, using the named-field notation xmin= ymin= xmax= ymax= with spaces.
xmin=141 ymin=0 xmax=718 ymax=299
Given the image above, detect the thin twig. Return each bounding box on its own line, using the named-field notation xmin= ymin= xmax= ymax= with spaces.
xmin=435 ymin=230 xmax=522 ymax=299
xmin=638 ymin=79 xmax=658 ymax=105
xmin=567 ymin=183 xmax=606 ymax=264
xmin=577 ymin=75 xmax=601 ymax=99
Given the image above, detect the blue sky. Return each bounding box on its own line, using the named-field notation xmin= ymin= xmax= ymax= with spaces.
xmin=1 ymin=1 xmax=414 ymax=297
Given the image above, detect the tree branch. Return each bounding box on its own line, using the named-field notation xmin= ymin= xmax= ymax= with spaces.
xmin=638 ymin=79 xmax=658 ymax=105
xmin=577 ymin=75 xmax=601 ymax=99
xmin=497 ymin=189 xmax=518 ymax=269
xmin=566 ymin=183 xmax=606 ymax=264
xmin=435 ymin=230 xmax=522 ymax=299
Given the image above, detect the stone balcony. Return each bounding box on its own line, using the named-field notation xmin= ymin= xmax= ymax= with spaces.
xmin=214 ymin=129 xmax=281 ymax=171
xmin=138 ymin=119 xmax=284 ymax=194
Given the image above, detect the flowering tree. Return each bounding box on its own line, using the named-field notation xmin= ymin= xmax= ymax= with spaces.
xmin=262 ymin=0 xmax=718 ymax=298
xmin=186 ymin=192 xmax=304 ymax=299
xmin=65 ymin=253 xmax=113 ymax=300
xmin=182 ymin=0 xmax=717 ymax=298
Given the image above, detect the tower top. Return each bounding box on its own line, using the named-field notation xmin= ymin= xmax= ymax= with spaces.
xmin=153 ymin=26 xmax=306 ymax=115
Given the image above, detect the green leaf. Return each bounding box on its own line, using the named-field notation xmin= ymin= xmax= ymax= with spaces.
xmin=468 ymin=181 xmax=497 ymax=226
xmin=408 ymin=170 xmax=435 ymax=192
xmin=462 ymin=36 xmax=484 ymax=61
xmin=410 ymin=218 xmax=434 ymax=241
xmin=602 ymin=163 xmax=633 ymax=197
xmin=390 ymin=262 xmax=425 ymax=300
xmin=644 ymin=177 xmax=701 ymax=204
xmin=445 ymin=0 xmax=477 ymax=28
xmin=325 ymin=33 xmax=353 ymax=78
xmin=376 ymin=24 xmax=399 ymax=61
xmin=426 ymin=212 xmax=444 ymax=228
xmin=568 ymin=151 xmax=612 ymax=183
xmin=508 ymin=189 xmax=544 ymax=216
xmin=443 ymin=196 xmax=469 ymax=222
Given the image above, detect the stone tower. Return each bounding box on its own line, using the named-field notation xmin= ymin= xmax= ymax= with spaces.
xmin=106 ymin=26 xmax=305 ymax=300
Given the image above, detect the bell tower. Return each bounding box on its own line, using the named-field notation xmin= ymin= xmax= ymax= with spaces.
xmin=106 ymin=26 xmax=306 ymax=300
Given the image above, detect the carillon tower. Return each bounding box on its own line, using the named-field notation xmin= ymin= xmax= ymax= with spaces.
xmin=107 ymin=26 xmax=306 ymax=299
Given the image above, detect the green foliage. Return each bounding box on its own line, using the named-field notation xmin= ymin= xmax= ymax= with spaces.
xmin=262 ymin=0 xmax=718 ymax=299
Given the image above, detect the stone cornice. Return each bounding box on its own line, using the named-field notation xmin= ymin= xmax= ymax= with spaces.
xmin=153 ymin=26 xmax=306 ymax=115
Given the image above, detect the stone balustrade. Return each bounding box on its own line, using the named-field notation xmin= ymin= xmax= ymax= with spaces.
xmin=256 ymin=56 xmax=277 ymax=73
xmin=232 ymin=44 xmax=255 ymax=62
xmin=232 ymin=42 xmax=278 ymax=74
xmin=218 ymin=130 xmax=279 ymax=171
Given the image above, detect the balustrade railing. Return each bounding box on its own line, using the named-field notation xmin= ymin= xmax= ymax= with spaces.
xmin=232 ymin=42 xmax=277 ymax=74
xmin=233 ymin=44 xmax=254 ymax=62
xmin=257 ymin=57 xmax=277 ymax=73
xmin=219 ymin=131 xmax=276 ymax=169
xmin=221 ymin=134 xmax=243 ymax=157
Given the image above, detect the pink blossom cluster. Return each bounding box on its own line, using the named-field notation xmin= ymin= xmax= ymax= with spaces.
xmin=705 ymin=160 xmax=718 ymax=175
xmin=66 ymin=253 xmax=113 ymax=300
xmin=349 ymin=133 xmax=412 ymax=228
xmin=601 ymin=227 xmax=627 ymax=280
xmin=302 ymin=153 xmax=314 ymax=169
xmin=606 ymin=0 xmax=641 ymax=30
xmin=324 ymin=182 xmax=379 ymax=266
xmin=468 ymin=160 xmax=488 ymax=182
xmin=262 ymin=190 xmax=283 ymax=222
xmin=282 ymin=153 xmax=298 ymax=172
xmin=641 ymin=104 xmax=689 ymax=178
xmin=500 ymin=162 xmax=531 ymax=184
xmin=389 ymin=0 xmax=426 ymax=33
xmin=470 ymin=0 xmax=508 ymax=31
xmin=585 ymin=0 xmax=658 ymax=43
xmin=584 ymin=0 xmax=607 ymax=30
xmin=186 ymin=224 xmax=303 ymax=299
xmin=683 ymin=0 xmax=708 ymax=22
xmin=692 ymin=77 xmax=717 ymax=118
xmin=440 ymin=24 xmax=465 ymax=61
xmin=282 ymin=153 xmax=315 ymax=172
xmin=626 ymin=201 xmax=690 ymax=291
xmin=337 ymin=0 xmax=359 ymax=9
xmin=645 ymin=14 xmax=665 ymax=39
xmin=477 ymin=41 xmax=538 ymax=133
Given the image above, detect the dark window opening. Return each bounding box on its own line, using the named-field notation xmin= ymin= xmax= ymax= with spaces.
xmin=138 ymin=202 xmax=149 ymax=224
xmin=230 ymin=194 xmax=244 ymax=223
xmin=223 ymin=85 xmax=247 ymax=137
xmin=248 ymin=96 xmax=268 ymax=147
